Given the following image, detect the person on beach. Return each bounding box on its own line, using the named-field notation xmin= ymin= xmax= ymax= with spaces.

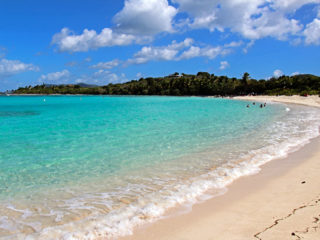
xmin=247 ymin=104 xmax=250 ymax=108
xmin=260 ymin=104 xmax=263 ymax=108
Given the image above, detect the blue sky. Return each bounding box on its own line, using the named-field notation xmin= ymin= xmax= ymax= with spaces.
xmin=0 ymin=0 xmax=320 ymax=91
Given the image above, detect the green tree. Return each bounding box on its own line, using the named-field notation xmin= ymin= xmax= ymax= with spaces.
xmin=242 ymin=72 xmax=250 ymax=85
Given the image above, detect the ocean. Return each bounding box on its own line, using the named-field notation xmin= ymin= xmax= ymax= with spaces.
xmin=0 ymin=96 xmax=319 ymax=239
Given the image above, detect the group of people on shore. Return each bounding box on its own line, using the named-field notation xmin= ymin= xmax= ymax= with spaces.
xmin=246 ymin=102 xmax=267 ymax=108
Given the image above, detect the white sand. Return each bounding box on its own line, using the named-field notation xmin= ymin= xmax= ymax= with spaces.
xmin=234 ymin=95 xmax=320 ymax=108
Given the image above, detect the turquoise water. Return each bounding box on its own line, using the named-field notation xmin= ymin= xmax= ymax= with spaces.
xmin=0 ymin=96 xmax=319 ymax=239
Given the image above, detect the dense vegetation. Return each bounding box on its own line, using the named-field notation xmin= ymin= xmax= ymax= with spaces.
xmin=13 ymin=72 xmax=320 ymax=96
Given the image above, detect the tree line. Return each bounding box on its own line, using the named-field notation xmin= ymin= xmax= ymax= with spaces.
xmin=13 ymin=72 xmax=320 ymax=96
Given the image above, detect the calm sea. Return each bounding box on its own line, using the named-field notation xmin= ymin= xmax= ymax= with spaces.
xmin=0 ymin=96 xmax=319 ymax=239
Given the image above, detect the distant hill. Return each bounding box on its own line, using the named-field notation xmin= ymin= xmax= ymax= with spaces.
xmin=13 ymin=72 xmax=320 ymax=96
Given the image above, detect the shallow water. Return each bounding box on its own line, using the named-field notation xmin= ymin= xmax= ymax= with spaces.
xmin=0 ymin=96 xmax=319 ymax=239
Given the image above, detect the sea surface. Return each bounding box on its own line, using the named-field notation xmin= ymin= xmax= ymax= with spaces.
xmin=0 ymin=96 xmax=319 ymax=239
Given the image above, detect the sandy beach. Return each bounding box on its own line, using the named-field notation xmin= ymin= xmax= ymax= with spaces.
xmin=234 ymin=95 xmax=320 ymax=108
xmin=122 ymin=95 xmax=320 ymax=240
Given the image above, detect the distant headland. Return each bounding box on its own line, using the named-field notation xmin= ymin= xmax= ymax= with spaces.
xmin=10 ymin=72 xmax=320 ymax=96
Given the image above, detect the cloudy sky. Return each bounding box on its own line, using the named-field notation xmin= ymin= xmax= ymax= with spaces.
xmin=1 ymin=0 xmax=320 ymax=91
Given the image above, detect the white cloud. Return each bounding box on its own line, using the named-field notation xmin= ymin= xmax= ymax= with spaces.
xmin=219 ymin=61 xmax=229 ymax=70
xmin=179 ymin=45 xmax=228 ymax=59
xmin=173 ymin=0 xmax=319 ymax=41
xmin=128 ymin=38 xmax=193 ymax=64
xmin=127 ymin=38 xmax=238 ymax=65
xmin=224 ymin=41 xmax=243 ymax=48
xmin=76 ymin=71 xmax=128 ymax=84
xmin=52 ymin=28 xmax=136 ymax=52
xmin=0 ymin=58 xmax=39 ymax=75
xmin=273 ymin=69 xmax=284 ymax=78
xmin=303 ymin=18 xmax=320 ymax=45
xmin=91 ymin=59 xmax=121 ymax=69
xmin=178 ymin=46 xmax=201 ymax=59
xmin=114 ymin=0 xmax=178 ymax=35
xmin=51 ymin=0 xmax=320 ymax=53
xmin=52 ymin=0 xmax=176 ymax=52
xmin=38 ymin=70 xmax=70 ymax=83
xmin=129 ymin=46 xmax=178 ymax=64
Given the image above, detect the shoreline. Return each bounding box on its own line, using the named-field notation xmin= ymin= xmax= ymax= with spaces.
xmin=121 ymin=95 xmax=320 ymax=240
xmin=233 ymin=95 xmax=320 ymax=108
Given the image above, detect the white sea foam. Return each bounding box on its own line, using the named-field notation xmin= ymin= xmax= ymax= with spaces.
xmin=2 ymin=104 xmax=320 ymax=240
